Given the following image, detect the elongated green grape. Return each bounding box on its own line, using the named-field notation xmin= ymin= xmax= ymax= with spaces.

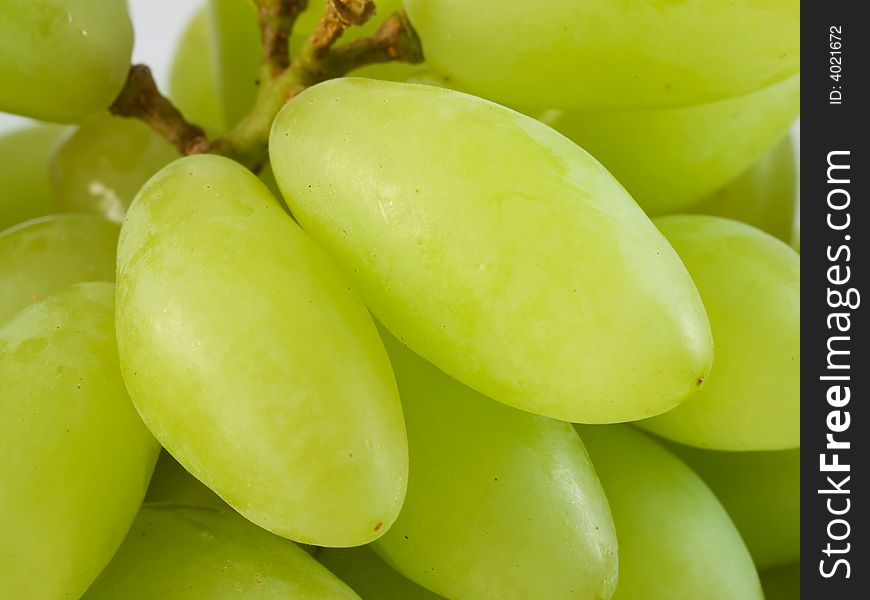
xmin=665 ymin=443 xmax=800 ymax=570
xmin=577 ymin=425 xmax=763 ymax=600
xmin=404 ymin=0 xmax=798 ymax=109
xmin=116 ymin=154 xmax=407 ymax=547
xmin=83 ymin=504 xmax=361 ymax=599
xmin=0 ymin=283 xmax=160 ymax=600
xmin=169 ymin=8 xmax=225 ymax=135
xmin=638 ymin=216 xmax=799 ymax=450
xmin=0 ymin=124 xmax=67 ymax=230
xmin=319 ymin=547 xmax=445 ymax=599
xmin=688 ymin=134 xmax=798 ymax=241
xmin=536 ymin=76 xmax=799 ymax=215
xmin=270 ymin=78 xmax=712 ymax=423
xmin=0 ymin=0 xmax=133 ymax=122
xmin=372 ymin=331 xmax=617 ymax=600
xmin=760 ymin=563 xmax=800 ymax=600
xmin=50 ymin=114 xmax=178 ymax=222
xmin=145 ymin=451 xmax=228 ymax=510
xmin=0 ymin=214 xmax=119 ymax=323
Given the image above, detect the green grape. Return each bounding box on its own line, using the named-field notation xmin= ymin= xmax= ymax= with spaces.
xmin=688 ymin=134 xmax=798 ymax=241
xmin=372 ymin=330 xmax=617 ymax=600
xmin=576 ymin=425 xmax=763 ymax=600
xmin=403 ymin=0 xmax=799 ymax=109
xmin=760 ymin=563 xmax=800 ymax=600
xmin=0 ymin=123 xmax=67 ymax=230
xmin=50 ymin=114 xmax=178 ymax=222
xmin=169 ymin=8 xmax=225 ymax=135
xmin=116 ymin=154 xmax=407 ymax=547
xmin=83 ymin=504 xmax=362 ymax=599
xmin=638 ymin=216 xmax=799 ymax=450
xmin=0 ymin=214 xmax=119 ymax=323
xmin=536 ymin=76 xmax=799 ymax=215
xmin=0 ymin=283 xmax=160 ymax=600
xmin=145 ymin=450 xmax=228 ymax=510
xmin=0 ymin=0 xmax=133 ymax=122
xmin=664 ymin=443 xmax=800 ymax=570
xmin=270 ymin=78 xmax=712 ymax=423
xmin=319 ymin=546 xmax=445 ymax=599
xmin=208 ymin=0 xmax=262 ymax=128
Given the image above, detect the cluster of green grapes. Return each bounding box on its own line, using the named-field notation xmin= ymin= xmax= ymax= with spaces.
xmin=1 ymin=1 xmax=800 ymax=599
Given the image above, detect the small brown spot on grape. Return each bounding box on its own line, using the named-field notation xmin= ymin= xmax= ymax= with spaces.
xmin=374 ymin=522 xmax=383 ymax=532
xmin=697 ymin=376 xmax=705 ymax=386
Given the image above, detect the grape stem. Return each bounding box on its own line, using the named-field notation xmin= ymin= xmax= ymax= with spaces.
xmin=108 ymin=1 xmax=424 ymax=171
xmin=256 ymin=0 xmax=308 ymax=76
xmin=109 ymin=65 xmax=209 ymax=156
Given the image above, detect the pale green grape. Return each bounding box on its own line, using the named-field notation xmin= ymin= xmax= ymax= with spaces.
xmin=688 ymin=134 xmax=798 ymax=241
xmin=0 ymin=123 xmax=67 ymax=230
xmin=319 ymin=546 xmax=445 ymax=599
xmin=577 ymin=425 xmax=763 ymax=600
xmin=270 ymin=78 xmax=712 ymax=423
xmin=169 ymin=8 xmax=225 ymax=135
xmin=0 ymin=0 xmax=133 ymax=122
xmin=50 ymin=114 xmax=178 ymax=222
xmin=0 ymin=283 xmax=160 ymax=600
xmin=0 ymin=214 xmax=119 ymax=323
xmin=760 ymin=563 xmax=800 ymax=600
xmin=638 ymin=216 xmax=799 ymax=450
xmin=665 ymin=443 xmax=800 ymax=570
xmin=536 ymin=76 xmax=799 ymax=215
xmin=208 ymin=0 xmax=262 ymax=128
xmin=145 ymin=450 xmax=228 ymax=510
xmin=404 ymin=0 xmax=799 ymax=109
xmin=116 ymin=154 xmax=407 ymax=547
xmin=372 ymin=330 xmax=617 ymax=600
xmin=83 ymin=504 xmax=361 ymax=599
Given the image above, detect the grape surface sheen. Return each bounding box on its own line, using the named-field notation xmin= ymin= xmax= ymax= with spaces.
xmin=372 ymin=331 xmax=618 ymax=600
xmin=577 ymin=425 xmax=763 ymax=600
xmin=116 ymin=154 xmax=407 ymax=547
xmin=639 ymin=216 xmax=800 ymax=450
xmin=0 ymin=283 xmax=159 ymax=600
xmin=270 ymin=78 xmax=713 ymax=423
xmin=51 ymin=113 xmax=178 ymax=222
xmin=403 ymin=0 xmax=799 ymax=109
xmin=0 ymin=0 xmax=134 ymax=122
xmin=83 ymin=504 xmax=362 ymax=599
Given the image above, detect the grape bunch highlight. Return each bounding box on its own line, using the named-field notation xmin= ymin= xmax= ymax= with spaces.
xmin=0 ymin=1 xmax=800 ymax=599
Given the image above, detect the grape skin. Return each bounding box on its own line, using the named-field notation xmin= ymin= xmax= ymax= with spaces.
xmin=0 ymin=124 xmax=68 ymax=231
xmin=0 ymin=213 xmax=119 ymax=323
xmin=372 ymin=330 xmax=618 ymax=600
xmin=116 ymin=154 xmax=408 ymax=547
xmin=270 ymin=77 xmax=713 ymax=423
xmin=403 ymin=0 xmax=799 ymax=109
xmin=83 ymin=504 xmax=361 ymax=599
xmin=577 ymin=425 xmax=763 ymax=600
xmin=0 ymin=283 xmax=160 ymax=600
xmin=0 ymin=0 xmax=134 ymax=122
xmin=638 ymin=215 xmax=800 ymax=451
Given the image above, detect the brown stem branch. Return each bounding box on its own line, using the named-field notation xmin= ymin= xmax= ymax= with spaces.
xmin=305 ymin=0 xmax=377 ymax=60
xmin=109 ymin=65 xmax=209 ymax=155
xmin=255 ymin=0 xmax=308 ymax=76
xmin=326 ymin=11 xmax=424 ymax=76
